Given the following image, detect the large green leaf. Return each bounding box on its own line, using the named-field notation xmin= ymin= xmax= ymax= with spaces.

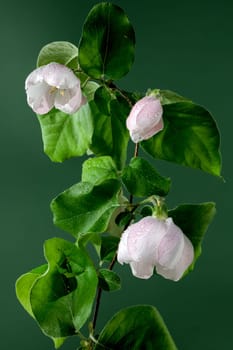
xmin=142 ymin=102 xmax=221 ymax=176
xmin=94 ymin=305 xmax=177 ymax=349
xmin=79 ymin=2 xmax=135 ymax=80
xmin=51 ymin=179 xmax=121 ymax=237
xmin=37 ymin=103 xmax=93 ymax=162
xmin=122 ymin=157 xmax=171 ymax=197
xmin=169 ymin=202 xmax=216 ymax=272
xmin=89 ymin=94 xmax=130 ymax=170
xmin=82 ymin=156 xmax=118 ymax=185
xmin=37 ymin=41 xmax=79 ymax=69
xmin=30 ymin=238 xmax=98 ymax=338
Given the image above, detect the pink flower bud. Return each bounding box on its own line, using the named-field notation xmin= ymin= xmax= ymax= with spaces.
xmin=25 ymin=62 xmax=86 ymax=115
xmin=117 ymin=216 xmax=194 ymax=281
xmin=126 ymin=95 xmax=163 ymax=143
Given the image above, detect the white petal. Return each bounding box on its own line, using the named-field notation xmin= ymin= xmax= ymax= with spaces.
xmin=54 ymin=86 xmax=86 ymax=114
xmin=143 ymin=117 xmax=164 ymax=140
xmin=43 ymin=62 xmax=80 ymax=89
xmin=156 ymin=233 xmax=194 ymax=281
xmin=130 ymin=261 xmax=154 ymax=279
xmin=117 ymin=230 xmax=131 ymax=264
xmin=136 ymin=96 xmax=163 ymax=128
xmin=127 ymin=217 xmax=167 ymax=263
xmin=26 ymin=81 xmax=54 ymax=114
xmin=157 ymin=218 xmax=184 ymax=269
xmin=25 ymin=66 xmax=45 ymax=89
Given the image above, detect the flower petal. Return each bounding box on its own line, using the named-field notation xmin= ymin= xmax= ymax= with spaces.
xmin=25 ymin=66 xmax=45 ymax=89
xmin=127 ymin=217 xmax=167 ymax=263
xmin=26 ymin=81 xmax=54 ymax=114
xmin=43 ymin=62 xmax=80 ymax=89
xmin=157 ymin=218 xmax=184 ymax=268
xmin=54 ymin=86 xmax=86 ymax=114
xmin=117 ymin=230 xmax=132 ymax=264
xmin=142 ymin=117 xmax=164 ymax=140
xmin=156 ymin=235 xmax=194 ymax=281
xmin=130 ymin=261 xmax=154 ymax=279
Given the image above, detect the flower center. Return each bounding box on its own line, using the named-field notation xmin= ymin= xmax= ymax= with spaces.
xmin=49 ymin=86 xmax=65 ymax=96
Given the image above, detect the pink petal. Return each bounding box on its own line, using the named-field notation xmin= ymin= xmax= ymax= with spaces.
xmin=25 ymin=66 xmax=45 ymax=89
xmin=143 ymin=118 xmax=164 ymax=140
xmin=130 ymin=261 xmax=154 ymax=279
xmin=157 ymin=218 xmax=184 ymax=268
xmin=156 ymin=234 xmax=194 ymax=281
xmin=117 ymin=230 xmax=131 ymax=264
xmin=127 ymin=217 xmax=167 ymax=263
xmin=26 ymin=81 xmax=54 ymax=114
xmin=54 ymin=86 xmax=86 ymax=114
xmin=43 ymin=62 xmax=80 ymax=89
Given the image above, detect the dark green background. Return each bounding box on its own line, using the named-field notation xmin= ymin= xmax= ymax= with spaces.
xmin=1 ymin=0 xmax=232 ymax=349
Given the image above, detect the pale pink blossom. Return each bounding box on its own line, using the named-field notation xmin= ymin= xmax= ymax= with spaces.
xmin=126 ymin=95 xmax=163 ymax=143
xmin=25 ymin=62 xmax=86 ymax=115
xmin=117 ymin=216 xmax=194 ymax=281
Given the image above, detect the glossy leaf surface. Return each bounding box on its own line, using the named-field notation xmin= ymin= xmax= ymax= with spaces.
xmin=79 ymin=2 xmax=135 ymax=80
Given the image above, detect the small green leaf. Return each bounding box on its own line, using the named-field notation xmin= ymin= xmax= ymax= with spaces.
xmin=94 ymin=305 xmax=177 ymax=349
xmin=16 ymin=265 xmax=47 ymax=317
xmin=142 ymin=102 xmax=222 ymax=176
xmin=82 ymin=156 xmax=118 ymax=185
xmin=82 ymin=81 xmax=99 ymax=102
xmin=37 ymin=41 xmax=79 ymax=69
xmin=169 ymin=202 xmax=216 ymax=272
xmin=53 ymin=337 xmax=66 ymax=349
xmin=79 ymin=2 xmax=135 ymax=80
xmin=30 ymin=238 xmax=98 ymax=338
xmin=51 ymin=179 xmax=121 ymax=237
xmin=98 ymin=269 xmax=121 ymax=291
xmin=37 ymin=103 xmax=93 ymax=162
xmin=122 ymin=157 xmax=171 ymax=197
xmin=158 ymin=89 xmax=192 ymax=105
xmin=100 ymin=235 xmax=120 ymax=263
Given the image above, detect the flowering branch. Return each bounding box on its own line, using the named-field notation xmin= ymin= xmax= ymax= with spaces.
xmin=16 ymin=2 xmax=222 ymax=350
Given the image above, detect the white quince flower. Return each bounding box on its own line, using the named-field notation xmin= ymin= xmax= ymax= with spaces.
xmin=126 ymin=95 xmax=163 ymax=143
xmin=25 ymin=62 xmax=86 ymax=115
xmin=117 ymin=216 xmax=194 ymax=281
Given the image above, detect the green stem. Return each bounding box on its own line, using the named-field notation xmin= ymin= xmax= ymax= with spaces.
xmin=90 ymin=142 xmax=139 ymax=348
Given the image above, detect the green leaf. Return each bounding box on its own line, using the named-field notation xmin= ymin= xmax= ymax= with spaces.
xmin=30 ymin=238 xmax=98 ymax=338
xmin=79 ymin=2 xmax=135 ymax=80
xmin=51 ymin=179 xmax=121 ymax=237
xmin=89 ymin=95 xmax=130 ymax=170
xmin=155 ymin=89 xmax=192 ymax=105
xmin=169 ymin=202 xmax=216 ymax=272
xmin=78 ymin=232 xmax=102 ymax=258
xmin=98 ymin=269 xmax=121 ymax=291
xmin=37 ymin=103 xmax=93 ymax=162
xmin=82 ymin=81 xmax=99 ymax=102
xmin=82 ymin=156 xmax=118 ymax=185
xmin=94 ymin=305 xmax=177 ymax=349
xmin=94 ymin=85 xmax=113 ymax=115
xmin=37 ymin=41 xmax=79 ymax=69
xmin=122 ymin=157 xmax=171 ymax=197
xmin=16 ymin=265 xmax=47 ymax=317
xmin=100 ymin=235 xmax=120 ymax=263
xmin=142 ymin=102 xmax=221 ymax=176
